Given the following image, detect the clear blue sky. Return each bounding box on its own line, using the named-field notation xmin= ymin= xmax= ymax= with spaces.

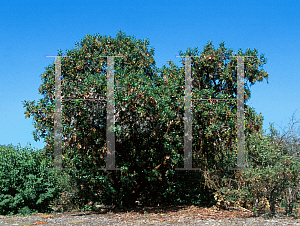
xmin=1 ymin=0 xmax=299 ymax=151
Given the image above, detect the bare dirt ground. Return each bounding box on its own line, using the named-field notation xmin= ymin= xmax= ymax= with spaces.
xmin=0 ymin=205 xmax=299 ymax=226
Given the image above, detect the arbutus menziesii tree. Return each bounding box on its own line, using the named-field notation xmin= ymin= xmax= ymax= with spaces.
xmin=23 ymin=33 xmax=269 ymax=209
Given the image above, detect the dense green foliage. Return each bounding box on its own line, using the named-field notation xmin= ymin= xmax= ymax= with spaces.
xmin=0 ymin=144 xmax=63 ymax=215
xmin=206 ymin=120 xmax=300 ymax=216
xmin=19 ymin=31 xmax=299 ymax=217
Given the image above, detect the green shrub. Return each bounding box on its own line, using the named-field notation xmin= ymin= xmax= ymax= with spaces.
xmin=243 ymin=123 xmax=300 ymax=216
xmin=209 ymin=121 xmax=300 ymax=217
xmin=0 ymin=144 xmax=63 ymax=215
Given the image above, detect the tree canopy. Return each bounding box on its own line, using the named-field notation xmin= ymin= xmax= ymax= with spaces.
xmin=23 ymin=31 xmax=270 ymax=208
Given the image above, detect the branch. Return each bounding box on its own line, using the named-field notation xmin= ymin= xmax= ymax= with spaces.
xmin=225 ymin=203 xmax=254 ymax=214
